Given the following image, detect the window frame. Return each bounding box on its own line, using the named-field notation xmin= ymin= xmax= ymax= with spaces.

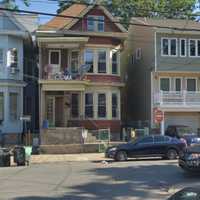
xmin=84 ymin=49 xmax=94 ymax=73
xmin=9 ymin=92 xmax=18 ymax=121
xmin=84 ymin=93 xmax=94 ymax=119
xmin=159 ymin=77 xmax=171 ymax=92
xmin=112 ymin=93 xmax=119 ymax=119
xmin=0 ymin=92 xmax=4 ymax=122
xmin=186 ymin=77 xmax=198 ymax=92
xmin=112 ymin=51 xmax=119 ymax=75
xmin=97 ymin=49 xmax=107 ymax=74
xmin=161 ymin=37 xmax=178 ymax=57
xmin=0 ymin=49 xmax=3 ymax=65
xmin=97 ymin=93 xmax=107 ymax=119
xmin=189 ymin=39 xmax=197 ymax=57
xmin=48 ymin=50 xmax=61 ymax=66
xmin=70 ymin=50 xmax=79 ymax=74
xmin=87 ymin=15 xmax=105 ymax=32
xmin=179 ymin=38 xmax=187 ymax=57
xmin=71 ymin=93 xmax=80 ymax=119
xmin=138 ymin=136 xmax=154 ymax=145
xmin=174 ymin=77 xmax=182 ymax=92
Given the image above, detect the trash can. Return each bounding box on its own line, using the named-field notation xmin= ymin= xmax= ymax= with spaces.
xmin=13 ymin=146 xmax=26 ymax=166
xmin=0 ymin=148 xmax=11 ymax=167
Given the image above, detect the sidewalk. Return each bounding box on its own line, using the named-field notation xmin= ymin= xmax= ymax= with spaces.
xmin=30 ymin=153 xmax=107 ymax=164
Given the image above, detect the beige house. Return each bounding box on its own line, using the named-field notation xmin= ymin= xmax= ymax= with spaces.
xmin=124 ymin=18 xmax=200 ymax=135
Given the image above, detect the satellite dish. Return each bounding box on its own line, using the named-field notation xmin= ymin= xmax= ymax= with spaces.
xmin=79 ymin=64 xmax=91 ymax=79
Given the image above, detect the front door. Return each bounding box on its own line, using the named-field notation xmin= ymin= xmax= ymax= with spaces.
xmin=55 ymin=97 xmax=64 ymax=127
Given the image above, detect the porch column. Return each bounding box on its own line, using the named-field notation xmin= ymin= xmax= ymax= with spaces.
xmin=40 ymin=89 xmax=45 ymax=128
xmin=80 ymin=91 xmax=84 ymax=119
xmin=161 ymin=111 xmax=165 ymax=135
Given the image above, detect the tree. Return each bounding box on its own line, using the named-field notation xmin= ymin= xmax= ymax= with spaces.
xmin=57 ymin=0 xmax=196 ymax=26
xmin=1 ymin=0 xmax=30 ymax=9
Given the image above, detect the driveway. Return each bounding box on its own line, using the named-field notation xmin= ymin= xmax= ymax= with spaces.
xmin=0 ymin=159 xmax=199 ymax=200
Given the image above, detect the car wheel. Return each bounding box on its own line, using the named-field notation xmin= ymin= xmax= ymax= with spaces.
xmin=166 ymin=149 xmax=178 ymax=160
xmin=115 ymin=151 xmax=127 ymax=161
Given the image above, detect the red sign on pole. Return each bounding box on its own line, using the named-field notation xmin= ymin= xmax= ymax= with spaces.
xmin=154 ymin=108 xmax=163 ymax=123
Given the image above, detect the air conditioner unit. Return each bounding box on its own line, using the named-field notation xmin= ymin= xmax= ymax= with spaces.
xmin=10 ymin=67 xmax=16 ymax=74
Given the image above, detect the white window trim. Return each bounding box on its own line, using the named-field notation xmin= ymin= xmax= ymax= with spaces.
xmin=84 ymin=48 xmax=109 ymax=74
xmin=48 ymin=50 xmax=61 ymax=66
xmin=186 ymin=77 xmax=198 ymax=91
xmin=84 ymin=93 xmax=94 ymax=119
xmin=188 ymin=39 xmax=200 ymax=57
xmin=112 ymin=92 xmax=120 ymax=119
xmin=161 ymin=37 xmax=178 ymax=57
xmin=68 ymin=50 xmax=80 ymax=73
xmin=111 ymin=50 xmax=120 ymax=75
xmin=97 ymin=92 xmax=107 ymax=119
xmin=179 ymin=38 xmax=187 ymax=57
xmin=174 ymin=77 xmax=183 ymax=91
xmin=159 ymin=77 xmax=172 ymax=91
xmin=70 ymin=93 xmax=80 ymax=120
xmin=87 ymin=15 xmax=105 ymax=32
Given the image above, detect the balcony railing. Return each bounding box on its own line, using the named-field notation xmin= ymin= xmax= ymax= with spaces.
xmin=155 ymin=91 xmax=200 ymax=107
xmin=0 ymin=66 xmax=21 ymax=80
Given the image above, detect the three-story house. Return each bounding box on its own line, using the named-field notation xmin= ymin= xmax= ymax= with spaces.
xmin=37 ymin=3 xmax=127 ymax=140
xmin=125 ymin=18 xmax=200 ymax=135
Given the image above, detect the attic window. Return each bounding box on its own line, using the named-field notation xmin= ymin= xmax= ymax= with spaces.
xmin=87 ymin=15 xmax=104 ymax=32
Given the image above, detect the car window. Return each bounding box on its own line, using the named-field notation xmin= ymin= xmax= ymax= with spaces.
xmin=164 ymin=136 xmax=171 ymax=142
xmin=138 ymin=136 xmax=153 ymax=144
xmin=170 ymin=190 xmax=199 ymax=200
xmin=154 ymin=136 xmax=165 ymax=143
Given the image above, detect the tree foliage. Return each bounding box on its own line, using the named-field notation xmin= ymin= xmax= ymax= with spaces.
xmin=1 ymin=0 xmax=30 ymax=9
xmin=57 ymin=0 xmax=196 ymax=25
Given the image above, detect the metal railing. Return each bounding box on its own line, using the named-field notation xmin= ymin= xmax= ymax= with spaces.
xmin=155 ymin=90 xmax=200 ymax=106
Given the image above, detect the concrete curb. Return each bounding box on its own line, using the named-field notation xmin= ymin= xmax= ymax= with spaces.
xmin=30 ymin=153 xmax=106 ymax=164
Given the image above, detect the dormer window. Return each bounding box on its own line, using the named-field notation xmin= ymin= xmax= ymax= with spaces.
xmin=87 ymin=15 xmax=104 ymax=32
xmin=7 ymin=48 xmax=18 ymax=68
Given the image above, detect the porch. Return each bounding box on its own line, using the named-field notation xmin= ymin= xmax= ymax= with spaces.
xmin=155 ymin=91 xmax=200 ymax=109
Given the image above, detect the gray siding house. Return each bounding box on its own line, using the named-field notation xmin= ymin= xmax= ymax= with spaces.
xmin=0 ymin=9 xmax=38 ymax=144
xmin=125 ymin=18 xmax=200 ymax=135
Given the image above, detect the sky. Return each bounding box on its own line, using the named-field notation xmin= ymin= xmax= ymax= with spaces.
xmin=15 ymin=0 xmax=58 ymax=24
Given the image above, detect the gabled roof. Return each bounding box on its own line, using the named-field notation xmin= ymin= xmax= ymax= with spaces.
xmin=131 ymin=17 xmax=200 ymax=31
xmin=40 ymin=3 xmax=127 ymax=32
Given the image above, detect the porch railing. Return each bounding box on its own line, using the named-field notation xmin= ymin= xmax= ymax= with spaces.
xmin=155 ymin=90 xmax=200 ymax=107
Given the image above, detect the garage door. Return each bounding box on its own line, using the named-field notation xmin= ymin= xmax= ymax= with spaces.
xmin=165 ymin=112 xmax=200 ymax=133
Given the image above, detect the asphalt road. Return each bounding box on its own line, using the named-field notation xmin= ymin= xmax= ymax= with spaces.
xmin=0 ymin=159 xmax=200 ymax=200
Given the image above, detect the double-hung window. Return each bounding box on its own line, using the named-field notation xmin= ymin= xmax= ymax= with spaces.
xmin=98 ymin=93 xmax=106 ymax=118
xmin=85 ymin=93 xmax=93 ymax=118
xmin=161 ymin=38 xmax=177 ymax=56
xmin=0 ymin=49 xmax=3 ymax=65
xmin=180 ymin=39 xmax=186 ymax=57
xmin=187 ymin=78 xmax=196 ymax=91
xmin=71 ymin=51 xmax=79 ymax=73
xmin=112 ymin=93 xmax=118 ymax=118
xmin=87 ymin=15 xmax=104 ymax=32
xmin=7 ymin=48 xmax=18 ymax=68
xmin=98 ymin=50 xmax=106 ymax=73
xmin=10 ymin=93 xmax=18 ymax=121
xmin=0 ymin=93 xmax=4 ymax=122
xmin=160 ymin=78 xmax=170 ymax=91
xmin=112 ymin=52 xmax=118 ymax=74
xmin=175 ymin=78 xmax=181 ymax=92
xmin=189 ymin=39 xmax=200 ymax=57
xmin=71 ymin=93 xmax=79 ymax=118
xmin=84 ymin=49 xmax=94 ymax=73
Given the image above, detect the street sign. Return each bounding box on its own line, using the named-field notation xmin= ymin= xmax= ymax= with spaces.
xmin=154 ymin=109 xmax=163 ymax=123
xmin=20 ymin=115 xmax=31 ymax=122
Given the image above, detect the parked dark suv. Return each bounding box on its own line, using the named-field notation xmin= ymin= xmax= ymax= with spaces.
xmin=105 ymin=135 xmax=186 ymax=161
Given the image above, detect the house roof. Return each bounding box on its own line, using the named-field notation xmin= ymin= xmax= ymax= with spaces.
xmin=40 ymin=3 xmax=127 ymax=32
xmin=41 ymin=4 xmax=87 ymax=30
xmin=131 ymin=17 xmax=200 ymax=31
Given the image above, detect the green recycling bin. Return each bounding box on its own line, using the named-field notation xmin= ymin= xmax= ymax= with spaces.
xmin=13 ymin=146 xmax=26 ymax=166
